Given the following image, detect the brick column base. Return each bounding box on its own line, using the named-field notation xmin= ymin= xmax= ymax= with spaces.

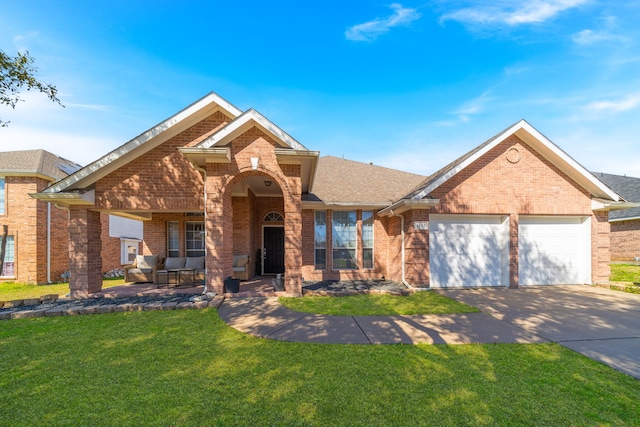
xmin=69 ymin=208 xmax=103 ymax=298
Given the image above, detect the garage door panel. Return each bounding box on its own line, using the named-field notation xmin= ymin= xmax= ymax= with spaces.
xmin=518 ymin=216 xmax=590 ymax=286
xmin=430 ymin=215 xmax=509 ymax=288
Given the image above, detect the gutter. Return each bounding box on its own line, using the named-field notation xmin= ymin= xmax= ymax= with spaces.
xmin=47 ymin=202 xmax=51 ymax=283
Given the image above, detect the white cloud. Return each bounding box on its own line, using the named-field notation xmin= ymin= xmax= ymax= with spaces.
xmin=345 ymin=3 xmax=421 ymax=41
xmin=585 ymin=94 xmax=640 ymax=113
xmin=441 ymin=0 xmax=586 ymax=27
xmin=572 ymin=28 xmax=628 ymax=46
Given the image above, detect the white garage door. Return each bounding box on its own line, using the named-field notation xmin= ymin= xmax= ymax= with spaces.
xmin=518 ymin=216 xmax=591 ymax=285
xmin=429 ymin=215 xmax=509 ymax=288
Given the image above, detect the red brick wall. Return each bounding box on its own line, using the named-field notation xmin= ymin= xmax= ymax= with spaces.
xmin=94 ymin=111 xmax=230 ymax=212
xmin=204 ymin=126 xmax=303 ymax=293
xmin=69 ymin=207 xmax=102 ymax=297
xmin=0 ymin=176 xmax=71 ymax=284
xmin=610 ymin=220 xmax=640 ymax=261
xmin=300 ymin=209 xmax=391 ymax=282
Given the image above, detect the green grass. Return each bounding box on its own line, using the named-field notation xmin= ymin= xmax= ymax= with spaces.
xmin=610 ymin=263 xmax=640 ymax=283
xmin=1 ymin=309 xmax=639 ymax=426
xmin=280 ymin=291 xmax=479 ymax=316
xmin=0 ymin=278 xmax=126 ymax=301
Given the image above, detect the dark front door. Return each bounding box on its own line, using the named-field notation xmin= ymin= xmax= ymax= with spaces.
xmin=263 ymin=227 xmax=285 ymax=274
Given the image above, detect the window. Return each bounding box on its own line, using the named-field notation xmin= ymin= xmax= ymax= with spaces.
xmin=0 ymin=177 xmax=5 ymax=215
xmin=264 ymin=211 xmax=284 ymax=222
xmin=120 ymin=239 xmax=139 ymax=265
xmin=362 ymin=211 xmax=374 ymax=269
xmin=314 ymin=211 xmax=326 ymax=270
xmin=167 ymin=221 xmax=179 ymax=257
xmin=186 ymin=222 xmax=205 ymax=257
xmin=332 ymin=211 xmax=357 ymax=269
xmin=1 ymin=235 xmax=14 ymax=277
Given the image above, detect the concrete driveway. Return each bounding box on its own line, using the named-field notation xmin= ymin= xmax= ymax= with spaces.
xmin=437 ymin=285 xmax=640 ymax=380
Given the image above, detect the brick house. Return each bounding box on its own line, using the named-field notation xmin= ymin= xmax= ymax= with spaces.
xmin=0 ymin=150 xmax=80 ymax=283
xmin=592 ymin=172 xmax=640 ymax=262
xmin=0 ymin=149 xmax=142 ymax=284
xmin=32 ymin=93 xmax=631 ymax=297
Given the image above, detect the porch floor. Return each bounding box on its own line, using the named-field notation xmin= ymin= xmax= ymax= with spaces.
xmin=99 ymin=276 xmax=281 ymax=299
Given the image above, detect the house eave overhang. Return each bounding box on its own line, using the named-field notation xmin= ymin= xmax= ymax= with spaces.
xmin=178 ymin=147 xmax=231 ymax=167
xmin=413 ymin=120 xmax=623 ymax=203
xmin=592 ymin=198 xmax=640 ymax=212
xmin=378 ymin=198 xmax=440 ymax=217
xmin=275 ymin=149 xmax=319 ymax=194
xmin=29 ymin=189 xmax=95 ymax=206
xmin=41 ymin=92 xmax=242 ymax=195
xmin=0 ymin=171 xmax=58 ymax=182
xmin=610 ymin=215 xmax=640 ymax=223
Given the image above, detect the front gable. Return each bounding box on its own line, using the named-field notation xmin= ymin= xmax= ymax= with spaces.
xmin=95 ymin=110 xmax=234 ymax=212
xmin=403 ymin=120 xmax=623 ymax=211
xmin=431 ymin=133 xmax=593 ymax=215
xmin=34 ymin=92 xmax=242 ymax=207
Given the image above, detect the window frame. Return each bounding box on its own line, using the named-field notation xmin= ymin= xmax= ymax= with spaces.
xmin=0 ymin=235 xmax=14 ymax=277
xmin=167 ymin=221 xmax=180 ymax=258
xmin=0 ymin=176 xmax=5 ymax=215
xmin=314 ymin=210 xmax=327 ymax=270
xmin=332 ymin=211 xmax=357 ymax=270
xmin=185 ymin=221 xmax=205 ymax=257
xmin=362 ymin=211 xmax=374 ymax=269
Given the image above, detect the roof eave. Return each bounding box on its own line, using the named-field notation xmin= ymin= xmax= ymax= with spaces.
xmin=178 ymin=147 xmax=231 ymax=168
xmin=378 ymin=198 xmax=440 ymax=217
xmin=592 ymin=199 xmax=640 ymax=212
xmin=30 ymin=189 xmax=95 ymax=206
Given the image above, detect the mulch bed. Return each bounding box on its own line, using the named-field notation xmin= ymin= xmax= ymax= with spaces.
xmin=302 ymin=279 xmax=408 ymax=295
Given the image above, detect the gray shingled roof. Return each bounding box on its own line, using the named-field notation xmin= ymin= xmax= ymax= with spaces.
xmin=306 ymin=156 xmax=426 ymax=205
xmin=593 ymin=172 xmax=640 ymax=220
xmin=0 ymin=149 xmax=82 ymax=181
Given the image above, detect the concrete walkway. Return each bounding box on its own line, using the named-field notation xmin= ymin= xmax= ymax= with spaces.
xmin=217 ymin=297 xmax=546 ymax=345
xmin=437 ymin=285 xmax=640 ymax=380
xmin=218 ymin=285 xmax=640 ymax=380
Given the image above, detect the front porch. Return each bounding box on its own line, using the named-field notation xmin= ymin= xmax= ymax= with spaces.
xmin=100 ymin=276 xmax=287 ymax=299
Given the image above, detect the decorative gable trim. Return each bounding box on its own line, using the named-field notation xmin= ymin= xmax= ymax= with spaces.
xmin=411 ymin=120 xmax=622 ymax=202
xmin=196 ymin=109 xmax=308 ymax=151
xmin=40 ymin=92 xmax=241 ymax=195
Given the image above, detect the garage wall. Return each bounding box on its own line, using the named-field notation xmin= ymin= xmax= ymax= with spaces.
xmin=404 ymin=134 xmax=604 ymax=287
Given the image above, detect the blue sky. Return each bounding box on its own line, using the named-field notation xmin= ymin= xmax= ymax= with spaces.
xmin=1 ymin=1 xmax=639 ymax=178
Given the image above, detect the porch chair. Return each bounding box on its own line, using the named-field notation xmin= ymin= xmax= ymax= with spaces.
xmin=124 ymin=255 xmax=164 ymax=283
xmin=232 ymin=255 xmax=251 ymax=281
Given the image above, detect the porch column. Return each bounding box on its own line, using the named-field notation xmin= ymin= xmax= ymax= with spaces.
xmin=69 ymin=207 xmax=102 ymax=298
xmin=592 ymin=211 xmax=611 ymax=284
xmin=205 ymin=169 xmax=231 ymax=293
xmin=284 ymin=193 xmax=303 ymax=296
xmin=509 ymin=213 xmax=519 ymax=288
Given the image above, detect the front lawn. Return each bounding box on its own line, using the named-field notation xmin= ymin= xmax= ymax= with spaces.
xmin=1 ymin=310 xmax=639 ymax=426
xmin=280 ymin=291 xmax=479 ymax=315
xmin=610 ymin=263 xmax=640 ymax=283
xmin=0 ymin=278 xmax=126 ymax=301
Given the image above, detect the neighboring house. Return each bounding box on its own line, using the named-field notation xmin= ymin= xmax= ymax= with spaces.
xmin=0 ymin=149 xmax=143 ymax=284
xmin=32 ymin=92 xmax=632 ymax=297
xmin=592 ymin=172 xmax=640 ymax=261
xmin=0 ymin=150 xmax=81 ymax=283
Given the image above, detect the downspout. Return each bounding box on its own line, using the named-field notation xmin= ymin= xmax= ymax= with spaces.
xmin=192 ymin=163 xmax=209 ymax=295
xmin=47 ymin=202 xmax=52 ymax=283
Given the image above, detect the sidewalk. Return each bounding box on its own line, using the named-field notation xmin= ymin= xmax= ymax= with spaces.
xmin=217 ymin=297 xmax=547 ymax=345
